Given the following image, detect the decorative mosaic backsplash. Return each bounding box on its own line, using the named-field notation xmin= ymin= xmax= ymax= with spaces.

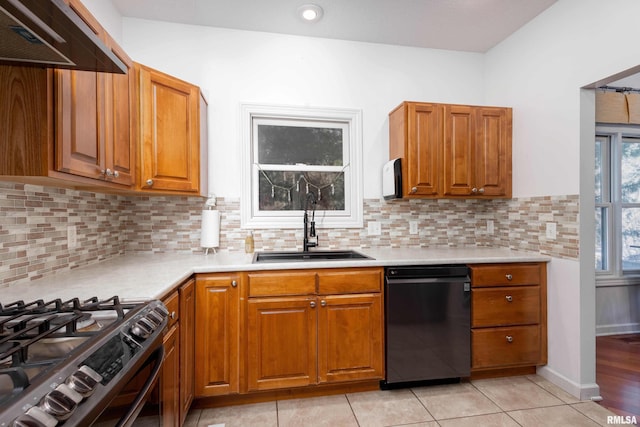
xmin=0 ymin=180 xmax=579 ymax=286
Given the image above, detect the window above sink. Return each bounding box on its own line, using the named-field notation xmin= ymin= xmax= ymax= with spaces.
xmin=240 ymin=104 xmax=363 ymax=229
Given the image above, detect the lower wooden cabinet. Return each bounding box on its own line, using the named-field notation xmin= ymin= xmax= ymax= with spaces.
xmin=161 ymin=323 xmax=180 ymax=426
xmin=247 ymin=296 xmax=317 ymax=391
xmin=317 ymin=293 xmax=383 ymax=383
xmin=469 ymin=263 xmax=547 ymax=373
xmin=160 ymin=278 xmax=195 ymax=426
xmin=245 ymin=268 xmax=384 ymax=392
xmin=194 ymin=273 xmax=240 ymax=397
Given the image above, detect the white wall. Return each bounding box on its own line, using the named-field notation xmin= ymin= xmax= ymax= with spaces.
xmin=82 ymin=1 xmax=123 ymax=44
xmin=120 ymin=19 xmax=485 ymax=199
xmin=484 ymin=0 xmax=640 ymax=398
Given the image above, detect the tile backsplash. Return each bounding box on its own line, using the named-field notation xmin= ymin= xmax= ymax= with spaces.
xmin=0 ymin=181 xmax=578 ymax=286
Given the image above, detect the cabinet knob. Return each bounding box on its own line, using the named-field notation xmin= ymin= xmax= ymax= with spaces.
xmin=505 ymin=295 xmax=513 ymax=302
xmin=472 ymin=187 xmax=478 ymax=193
xmin=146 ymin=179 xmax=154 ymax=186
xmin=410 ymin=187 xmax=418 ymax=194
xmin=478 ymin=187 xmax=485 ymax=194
xmin=113 ymin=170 xmax=119 ymax=178
xmin=506 ymin=335 xmax=513 ymax=343
xmin=231 ymin=280 xmax=237 ymax=288
xmin=310 ymin=301 xmax=316 ymax=308
xmin=170 ymin=311 xmax=176 ymax=320
xmin=320 ymin=300 xmax=327 ymax=307
xmin=505 ymin=274 xmax=513 ymax=281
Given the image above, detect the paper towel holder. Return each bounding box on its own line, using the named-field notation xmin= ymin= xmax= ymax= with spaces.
xmin=202 ymin=194 xmax=219 ymax=255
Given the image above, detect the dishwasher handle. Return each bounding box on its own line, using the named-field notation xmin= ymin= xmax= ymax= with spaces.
xmin=385 ymin=276 xmax=470 ymax=285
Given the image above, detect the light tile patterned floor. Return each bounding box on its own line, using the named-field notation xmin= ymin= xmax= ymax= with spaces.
xmin=186 ymin=375 xmax=617 ymax=427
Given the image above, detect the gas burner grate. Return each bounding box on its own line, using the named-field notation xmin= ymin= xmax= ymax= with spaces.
xmin=0 ymin=296 xmax=138 ymax=366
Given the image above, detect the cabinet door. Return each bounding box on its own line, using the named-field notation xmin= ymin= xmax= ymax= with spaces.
xmin=138 ymin=64 xmax=200 ymax=193
xmin=406 ymin=103 xmax=442 ymax=196
xmin=55 ymin=69 xmax=106 ymax=179
xmin=474 ymin=107 xmax=512 ymax=197
xmin=161 ymin=324 xmax=180 ymax=427
xmin=179 ymin=279 xmax=195 ymax=422
xmin=317 ymin=293 xmax=383 ymax=383
xmin=247 ymin=296 xmax=317 ymax=391
xmin=104 ymin=40 xmax=135 ymax=186
xmin=195 ymin=274 xmax=240 ymax=396
xmin=443 ymin=104 xmax=474 ymax=196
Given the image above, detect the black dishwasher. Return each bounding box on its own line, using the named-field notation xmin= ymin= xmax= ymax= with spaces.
xmin=381 ymin=265 xmax=471 ymax=388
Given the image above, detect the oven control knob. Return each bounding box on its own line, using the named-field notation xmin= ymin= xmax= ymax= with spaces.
xmin=41 ymin=389 xmax=77 ymax=420
xmin=146 ymin=310 xmax=164 ymax=326
xmin=153 ymin=303 xmax=169 ymax=318
xmin=131 ymin=317 xmax=155 ymax=340
xmin=13 ymin=406 xmax=58 ymax=427
xmin=67 ymin=365 xmax=102 ymax=397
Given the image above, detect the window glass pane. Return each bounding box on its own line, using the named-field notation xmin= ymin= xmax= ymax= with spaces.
xmin=621 ymin=138 xmax=640 ymax=203
xmin=258 ymin=171 xmax=345 ymax=211
xmin=595 ymin=207 xmax=608 ymax=271
xmin=622 ymin=207 xmax=640 ymax=270
xmin=595 ymin=138 xmax=603 ymax=203
xmin=258 ymin=125 xmax=343 ymax=166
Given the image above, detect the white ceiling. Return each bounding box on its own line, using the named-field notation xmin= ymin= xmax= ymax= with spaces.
xmin=111 ymin=0 xmax=557 ymax=53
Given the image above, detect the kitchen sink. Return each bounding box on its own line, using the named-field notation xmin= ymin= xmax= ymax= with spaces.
xmin=252 ymin=250 xmax=373 ymax=263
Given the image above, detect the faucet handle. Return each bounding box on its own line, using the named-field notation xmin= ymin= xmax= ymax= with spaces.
xmin=310 ymin=221 xmax=316 ymax=237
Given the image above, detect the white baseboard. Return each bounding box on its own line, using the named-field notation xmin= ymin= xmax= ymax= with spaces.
xmin=536 ymin=366 xmax=601 ymax=401
xmin=596 ymin=322 xmax=640 ymax=336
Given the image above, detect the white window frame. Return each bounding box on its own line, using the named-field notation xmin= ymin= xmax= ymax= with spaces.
xmin=596 ymin=125 xmax=640 ymax=286
xmin=241 ymin=103 xmax=363 ymax=229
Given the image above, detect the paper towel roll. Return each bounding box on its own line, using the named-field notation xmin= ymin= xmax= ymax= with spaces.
xmin=200 ymin=210 xmax=220 ymax=249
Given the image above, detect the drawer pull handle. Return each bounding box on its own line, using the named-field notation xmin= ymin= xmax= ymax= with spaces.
xmin=506 ymin=335 xmax=513 ymax=343
xmin=231 ymin=280 xmax=237 ymax=287
xmin=310 ymin=301 xmax=316 ymax=308
xmin=505 ymin=295 xmax=513 ymax=302
xmin=320 ymin=300 xmax=327 ymax=307
xmin=505 ymin=274 xmax=513 ymax=281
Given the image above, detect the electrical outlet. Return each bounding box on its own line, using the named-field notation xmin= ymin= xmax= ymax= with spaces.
xmin=409 ymin=221 xmax=418 ymax=235
xmin=67 ymin=225 xmax=77 ymax=248
xmin=545 ymin=222 xmax=557 ymax=240
xmin=368 ymin=221 xmax=382 ymax=236
xmin=487 ymin=220 xmax=494 ymax=234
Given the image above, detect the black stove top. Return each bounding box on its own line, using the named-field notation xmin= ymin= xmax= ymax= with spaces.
xmin=0 ymin=296 xmax=168 ymax=426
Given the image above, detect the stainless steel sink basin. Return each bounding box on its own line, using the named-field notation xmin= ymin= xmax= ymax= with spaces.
xmin=252 ymin=250 xmax=373 ymax=263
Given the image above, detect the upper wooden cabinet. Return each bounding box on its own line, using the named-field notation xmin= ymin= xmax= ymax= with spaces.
xmin=136 ymin=64 xmax=208 ymax=195
xmin=389 ymin=101 xmax=512 ymax=198
xmin=0 ymin=0 xmax=136 ymax=190
xmin=54 ymin=41 xmax=135 ymax=187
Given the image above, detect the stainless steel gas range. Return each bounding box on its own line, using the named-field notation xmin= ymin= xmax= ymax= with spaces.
xmin=0 ymin=296 xmax=169 ymax=426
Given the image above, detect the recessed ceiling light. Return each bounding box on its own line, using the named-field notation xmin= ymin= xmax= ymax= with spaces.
xmin=297 ymin=4 xmax=323 ymax=22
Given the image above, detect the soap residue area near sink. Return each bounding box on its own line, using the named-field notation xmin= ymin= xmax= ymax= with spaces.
xmin=252 ymin=250 xmax=373 ymax=263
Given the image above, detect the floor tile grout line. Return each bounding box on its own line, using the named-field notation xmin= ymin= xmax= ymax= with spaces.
xmin=344 ymin=393 xmax=362 ymax=427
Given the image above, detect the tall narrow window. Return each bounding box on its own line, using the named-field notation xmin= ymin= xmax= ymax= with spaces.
xmin=241 ymin=104 xmax=363 ymax=229
xmin=595 ymin=135 xmax=610 ymax=272
xmin=596 ymin=126 xmax=640 ymax=278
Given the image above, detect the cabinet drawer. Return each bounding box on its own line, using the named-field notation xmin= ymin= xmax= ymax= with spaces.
xmin=163 ymin=290 xmax=179 ymax=329
xmin=469 ymin=264 xmax=541 ymax=287
xmin=248 ymin=271 xmax=316 ymax=297
xmin=318 ymin=268 xmax=382 ymax=294
xmin=472 ymin=286 xmax=540 ymax=327
xmin=472 ymin=325 xmax=541 ymax=369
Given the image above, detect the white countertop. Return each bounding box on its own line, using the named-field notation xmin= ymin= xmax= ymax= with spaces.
xmin=1 ymin=247 xmax=549 ymax=303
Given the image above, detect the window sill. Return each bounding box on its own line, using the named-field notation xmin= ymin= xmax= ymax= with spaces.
xmin=596 ymin=275 xmax=640 ymax=287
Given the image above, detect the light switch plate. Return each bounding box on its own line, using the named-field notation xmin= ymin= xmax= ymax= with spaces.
xmin=546 ymin=222 xmax=557 ymax=240
xmin=67 ymin=225 xmax=77 ymax=248
xmin=409 ymin=221 xmax=418 ymax=235
xmin=368 ymin=221 xmax=382 ymax=236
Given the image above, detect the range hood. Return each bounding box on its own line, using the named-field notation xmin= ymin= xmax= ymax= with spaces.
xmin=0 ymin=0 xmax=126 ymax=73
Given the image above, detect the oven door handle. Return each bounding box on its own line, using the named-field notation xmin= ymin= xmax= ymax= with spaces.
xmin=116 ymin=345 xmax=165 ymax=427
